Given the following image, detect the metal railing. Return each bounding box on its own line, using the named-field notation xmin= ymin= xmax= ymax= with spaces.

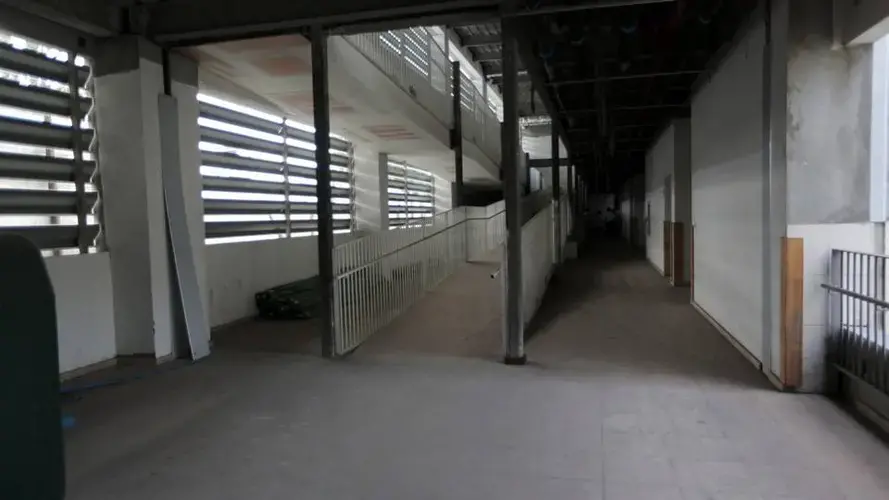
xmin=342 ymin=28 xmax=502 ymax=165
xmin=332 ymin=207 xmax=468 ymax=354
xmin=823 ymin=249 xmax=889 ymax=394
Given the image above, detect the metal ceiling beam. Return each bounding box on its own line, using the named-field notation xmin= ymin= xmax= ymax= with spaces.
xmin=145 ymin=0 xmax=501 ymax=46
xmin=475 ymin=50 xmax=502 ymax=62
xmin=551 ymin=70 xmax=703 ymax=86
xmin=0 ymin=0 xmax=119 ymax=36
xmin=462 ymin=34 xmax=501 ymax=47
xmin=564 ymin=103 xmax=689 ymax=114
xmin=514 ymin=19 xmax=571 ymax=160
xmin=506 ymin=0 xmax=675 ymax=17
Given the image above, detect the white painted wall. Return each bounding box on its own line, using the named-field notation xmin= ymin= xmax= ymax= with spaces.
xmin=691 ymin=21 xmax=766 ymax=361
xmin=645 ymin=126 xmax=676 ymax=274
xmin=206 ymin=233 xmax=356 ymax=328
xmin=46 ymin=253 xmax=116 ymax=374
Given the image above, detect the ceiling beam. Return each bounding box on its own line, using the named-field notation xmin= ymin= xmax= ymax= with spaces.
xmin=564 ymin=103 xmax=689 ymax=114
xmin=0 ymin=0 xmax=119 ymax=36
xmin=462 ymin=33 xmax=500 ymax=47
xmin=145 ymin=0 xmax=501 ymax=46
xmin=475 ymin=50 xmax=502 ymax=62
xmin=551 ymin=70 xmax=703 ymax=86
xmin=505 ymin=0 xmax=675 ymax=17
xmin=515 ymin=18 xmax=571 ymax=159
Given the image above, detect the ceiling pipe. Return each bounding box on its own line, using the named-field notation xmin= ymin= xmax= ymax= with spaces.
xmin=505 ymin=0 xmax=676 ymax=17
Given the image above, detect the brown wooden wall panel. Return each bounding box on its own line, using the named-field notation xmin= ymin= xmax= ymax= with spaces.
xmin=663 ymin=221 xmax=673 ymax=278
xmin=671 ymin=222 xmax=686 ymax=286
xmin=781 ymin=237 xmax=804 ymax=389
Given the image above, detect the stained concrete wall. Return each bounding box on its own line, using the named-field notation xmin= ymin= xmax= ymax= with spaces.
xmin=786 ymin=3 xmax=873 ymax=226
xmin=691 ymin=20 xmax=766 ymax=361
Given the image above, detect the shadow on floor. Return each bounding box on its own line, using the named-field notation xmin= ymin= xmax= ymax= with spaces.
xmin=525 ymin=236 xmax=770 ymax=390
xmin=211 ymin=317 xmax=322 ymax=356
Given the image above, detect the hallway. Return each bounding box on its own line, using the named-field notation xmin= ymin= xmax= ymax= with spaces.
xmin=63 ymin=241 xmax=889 ymax=500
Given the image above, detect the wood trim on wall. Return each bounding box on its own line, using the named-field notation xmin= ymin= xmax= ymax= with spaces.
xmin=671 ymin=222 xmax=686 ymax=286
xmin=781 ymin=237 xmax=804 ymax=389
xmin=663 ymin=221 xmax=673 ymax=278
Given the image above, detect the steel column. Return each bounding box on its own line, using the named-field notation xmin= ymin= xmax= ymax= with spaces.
xmin=567 ymin=165 xmax=575 ymax=233
xmin=311 ymin=25 xmax=335 ymax=358
xmin=501 ymin=13 xmax=524 ymax=365
xmin=451 ymin=60 xmax=464 ymax=207
xmin=552 ymin=127 xmax=561 ymax=263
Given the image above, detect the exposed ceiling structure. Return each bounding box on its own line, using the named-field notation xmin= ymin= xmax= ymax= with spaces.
xmin=450 ymin=0 xmax=759 ymax=187
xmin=5 ymin=0 xmax=760 ymax=190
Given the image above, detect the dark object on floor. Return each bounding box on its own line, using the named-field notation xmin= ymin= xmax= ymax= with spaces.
xmin=255 ymin=276 xmax=322 ymax=320
xmin=0 ymin=235 xmax=65 ymax=500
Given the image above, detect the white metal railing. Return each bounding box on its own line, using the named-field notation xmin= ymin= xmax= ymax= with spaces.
xmin=332 ymin=207 xmax=468 ymax=354
xmin=342 ymin=28 xmax=502 ymax=165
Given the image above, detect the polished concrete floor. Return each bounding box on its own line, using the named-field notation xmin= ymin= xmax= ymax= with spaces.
xmin=64 ymin=240 xmax=889 ymax=500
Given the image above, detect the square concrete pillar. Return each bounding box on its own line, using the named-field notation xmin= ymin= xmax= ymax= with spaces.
xmin=93 ymin=37 xmax=206 ymax=361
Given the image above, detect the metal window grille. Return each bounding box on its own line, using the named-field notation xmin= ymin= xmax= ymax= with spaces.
xmin=198 ymin=94 xmax=354 ymax=244
xmin=0 ymin=30 xmax=100 ymax=255
xmin=387 ymin=161 xmax=435 ymax=228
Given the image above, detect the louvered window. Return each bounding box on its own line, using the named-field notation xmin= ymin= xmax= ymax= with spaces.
xmin=198 ymin=94 xmax=354 ymax=245
xmin=0 ymin=30 xmax=99 ymax=255
xmin=387 ymin=161 xmax=435 ymax=228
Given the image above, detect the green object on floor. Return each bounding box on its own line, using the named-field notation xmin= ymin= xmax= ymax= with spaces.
xmin=255 ymin=276 xmax=322 ymax=320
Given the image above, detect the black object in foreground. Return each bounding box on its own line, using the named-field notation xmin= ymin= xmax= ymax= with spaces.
xmin=0 ymin=235 xmax=64 ymax=500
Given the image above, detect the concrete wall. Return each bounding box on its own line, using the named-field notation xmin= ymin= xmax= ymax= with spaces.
xmin=645 ymin=126 xmax=675 ymax=274
xmin=691 ymin=20 xmax=766 ymax=361
xmin=46 ymin=254 xmax=116 ymax=374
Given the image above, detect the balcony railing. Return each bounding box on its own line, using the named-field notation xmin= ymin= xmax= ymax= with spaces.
xmin=343 ymin=27 xmax=502 ymax=166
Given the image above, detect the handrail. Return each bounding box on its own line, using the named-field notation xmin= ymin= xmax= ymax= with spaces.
xmin=337 ymin=217 xmax=466 ymax=280
xmin=822 ymin=283 xmax=889 ymax=309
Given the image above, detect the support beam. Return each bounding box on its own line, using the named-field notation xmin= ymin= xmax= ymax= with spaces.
xmin=311 ymin=25 xmax=335 ymax=359
xmin=146 ymin=0 xmax=500 ymax=45
xmin=529 ymin=157 xmax=570 ymax=168
xmin=564 ymin=103 xmax=690 ymax=114
xmin=515 ymin=21 xmax=570 ymax=161
xmin=0 ymin=0 xmax=119 ymax=36
xmin=451 ymin=61 xmax=464 ymax=207
xmin=507 ymin=0 xmax=675 ymax=17
xmin=501 ymin=12 xmax=525 ymax=366
xmin=462 ymin=34 xmax=501 ymax=47
xmin=476 ymin=50 xmax=502 ymax=62
xmin=552 ymin=127 xmax=562 ymax=264
xmin=551 ymin=70 xmax=703 ymax=86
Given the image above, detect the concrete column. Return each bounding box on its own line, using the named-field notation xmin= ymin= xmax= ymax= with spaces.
xmin=311 ymin=25 xmax=335 ymax=358
xmin=501 ymin=14 xmax=525 ymax=365
xmin=377 ymin=152 xmax=390 ymax=230
xmin=552 ymin=129 xmax=562 ymax=263
xmin=94 ymin=36 xmax=199 ymax=362
xmin=452 ymin=61 xmax=464 ymax=207
xmin=351 ymin=145 xmax=384 ymax=232
xmin=765 ymin=0 xmax=874 ymax=391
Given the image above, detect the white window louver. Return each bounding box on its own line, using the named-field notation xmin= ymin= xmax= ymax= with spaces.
xmin=0 ymin=30 xmax=100 ymax=254
xmin=198 ymin=94 xmax=354 ymax=244
xmin=387 ymin=161 xmax=435 ymax=228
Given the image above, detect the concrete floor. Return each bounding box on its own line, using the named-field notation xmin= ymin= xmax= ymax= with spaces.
xmin=64 ymin=240 xmax=889 ymax=500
